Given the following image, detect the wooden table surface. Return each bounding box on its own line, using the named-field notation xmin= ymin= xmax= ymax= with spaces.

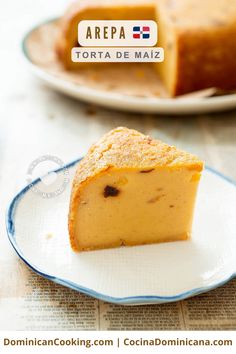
xmin=0 ymin=0 xmax=236 ymax=330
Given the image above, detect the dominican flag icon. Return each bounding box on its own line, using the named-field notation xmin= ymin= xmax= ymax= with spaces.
xmin=133 ymin=26 xmax=150 ymax=39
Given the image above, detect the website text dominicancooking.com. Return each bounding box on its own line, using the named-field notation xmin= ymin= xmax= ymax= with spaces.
xmin=2 ymin=337 xmax=233 ymax=348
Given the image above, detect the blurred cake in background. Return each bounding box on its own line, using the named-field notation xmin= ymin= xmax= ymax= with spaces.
xmin=56 ymin=0 xmax=155 ymax=70
xmin=56 ymin=0 xmax=236 ymax=96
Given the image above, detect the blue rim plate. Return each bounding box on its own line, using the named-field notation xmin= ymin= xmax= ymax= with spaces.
xmin=6 ymin=159 xmax=236 ymax=305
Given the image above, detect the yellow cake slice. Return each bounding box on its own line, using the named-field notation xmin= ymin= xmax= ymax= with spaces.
xmin=69 ymin=127 xmax=203 ymax=251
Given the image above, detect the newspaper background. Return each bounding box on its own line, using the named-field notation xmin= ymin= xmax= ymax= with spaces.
xmin=0 ymin=0 xmax=236 ymax=331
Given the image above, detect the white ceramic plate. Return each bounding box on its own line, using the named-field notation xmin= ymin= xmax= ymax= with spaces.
xmin=22 ymin=19 xmax=236 ymax=115
xmin=6 ymin=159 xmax=236 ymax=305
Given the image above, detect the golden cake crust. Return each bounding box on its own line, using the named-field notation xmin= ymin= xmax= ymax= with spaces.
xmin=68 ymin=127 xmax=203 ymax=250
